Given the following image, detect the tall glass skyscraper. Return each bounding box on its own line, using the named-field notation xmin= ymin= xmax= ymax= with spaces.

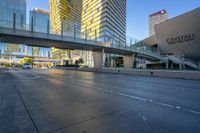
xmin=0 ymin=0 xmax=26 ymax=28
xmin=29 ymin=8 xmax=51 ymax=58
xmin=81 ymin=0 xmax=126 ymax=47
xmin=0 ymin=0 xmax=26 ymax=56
xmin=49 ymin=0 xmax=84 ymax=65
xmin=0 ymin=2 xmax=52 ymax=64
xmin=30 ymin=8 xmax=50 ymax=33
xmin=49 ymin=0 xmax=83 ymax=35
xmin=48 ymin=0 xmax=126 ymax=67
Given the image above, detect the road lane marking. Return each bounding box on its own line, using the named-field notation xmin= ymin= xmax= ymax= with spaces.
xmin=76 ymin=81 xmax=200 ymax=116
xmin=101 ymin=89 xmax=113 ymax=93
xmin=153 ymin=101 xmax=174 ymax=108
xmin=116 ymin=92 xmax=147 ymax=101
xmin=78 ymin=82 xmax=92 ymax=87
xmin=46 ymin=73 xmax=200 ymax=116
xmin=176 ymin=106 xmax=181 ymax=109
xmin=142 ymin=116 xmax=147 ymax=121
xmin=101 ymin=89 xmax=111 ymax=92
xmin=188 ymin=110 xmax=200 ymax=115
xmin=183 ymin=109 xmax=200 ymax=115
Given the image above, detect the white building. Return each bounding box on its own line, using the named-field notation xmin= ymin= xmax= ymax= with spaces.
xmin=149 ymin=10 xmax=168 ymax=36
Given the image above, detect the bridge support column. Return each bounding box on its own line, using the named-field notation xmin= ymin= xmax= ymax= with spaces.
xmin=179 ymin=64 xmax=183 ymax=70
xmin=166 ymin=59 xmax=169 ymax=69
xmin=123 ymin=54 xmax=134 ymax=69
xmin=133 ymin=54 xmax=137 ymax=68
xmin=171 ymin=63 xmax=174 ymax=69
xmin=182 ymin=63 xmax=185 ymax=70
xmin=93 ymin=49 xmax=104 ymax=70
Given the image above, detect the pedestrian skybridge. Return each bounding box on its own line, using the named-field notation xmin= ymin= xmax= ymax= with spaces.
xmin=0 ymin=19 xmax=161 ymax=61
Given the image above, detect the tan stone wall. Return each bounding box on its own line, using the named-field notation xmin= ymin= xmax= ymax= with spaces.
xmin=155 ymin=7 xmax=200 ymax=60
xmin=123 ymin=54 xmax=134 ymax=69
xmin=93 ymin=51 xmax=103 ymax=69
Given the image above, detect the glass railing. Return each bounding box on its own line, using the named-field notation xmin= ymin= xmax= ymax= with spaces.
xmin=0 ymin=18 xmax=161 ymax=59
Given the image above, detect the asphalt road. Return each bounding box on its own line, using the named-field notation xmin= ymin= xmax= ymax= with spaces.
xmin=0 ymin=68 xmax=200 ymax=133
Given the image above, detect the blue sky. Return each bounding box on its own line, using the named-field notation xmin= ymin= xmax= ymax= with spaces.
xmin=26 ymin=0 xmax=200 ymax=40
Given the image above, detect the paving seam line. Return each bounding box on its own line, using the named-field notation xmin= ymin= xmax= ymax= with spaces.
xmin=8 ymin=73 xmax=40 ymax=133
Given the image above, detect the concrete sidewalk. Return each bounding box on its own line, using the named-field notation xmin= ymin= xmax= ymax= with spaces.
xmin=56 ymin=67 xmax=200 ymax=80
xmin=0 ymin=67 xmax=8 ymax=72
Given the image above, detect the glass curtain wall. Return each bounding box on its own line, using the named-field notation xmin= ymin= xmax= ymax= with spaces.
xmin=29 ymin=8 xmax=52 ymax=59
xmin=0 ymin=0 xmax=26 ymax=65
xmin=81 ymin=0 xmax=126 ymax=47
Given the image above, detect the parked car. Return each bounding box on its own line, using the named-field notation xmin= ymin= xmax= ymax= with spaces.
xmin=22 ymin=63 xmax=32 ymax=69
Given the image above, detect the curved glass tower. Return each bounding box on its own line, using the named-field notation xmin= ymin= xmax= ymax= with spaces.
xmin=49 ymin=0 xmax=83 ymax=65
xmin=81 ymin=0 xmax=126 ymax=47
xmin=49 ymin=0 xmax=83 ymax=35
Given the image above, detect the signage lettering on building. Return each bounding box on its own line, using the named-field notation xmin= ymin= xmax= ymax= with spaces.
xmin=166 ymin=34 xmax=196 ymax=45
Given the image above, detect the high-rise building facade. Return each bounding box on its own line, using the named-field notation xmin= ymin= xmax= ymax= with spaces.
xmin=49 ymin=0 xmax=84 ymax=65
xmin=149 ymin=10 xmax=168 ymax=36
xmin=30 ymin=8 xmax=50 ymax=33
xmin=0 ymin=0 xmax=26 ymax=28
xmin=48 ymin=0 xmax=126 ymax=67
xmin=0 ymin=0 xmax=26 ymax=56
xmin=29 ymin=8 xmax=51 ymax=58
xmin=49 ymin=0 xmax=83 ymax=35
xmin=0 ymin=3 xmax=52 ymax=64
xmin=81 ymin=0 xmax=126 ymax=47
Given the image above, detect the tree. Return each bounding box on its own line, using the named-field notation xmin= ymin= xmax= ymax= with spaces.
xmin=78 ymin=58 xmax=84 ymax=65
xmin=75 ymin=60 xmax=79 ymax=65
xmin=20 ymin=57 xmax=33 ymax=65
